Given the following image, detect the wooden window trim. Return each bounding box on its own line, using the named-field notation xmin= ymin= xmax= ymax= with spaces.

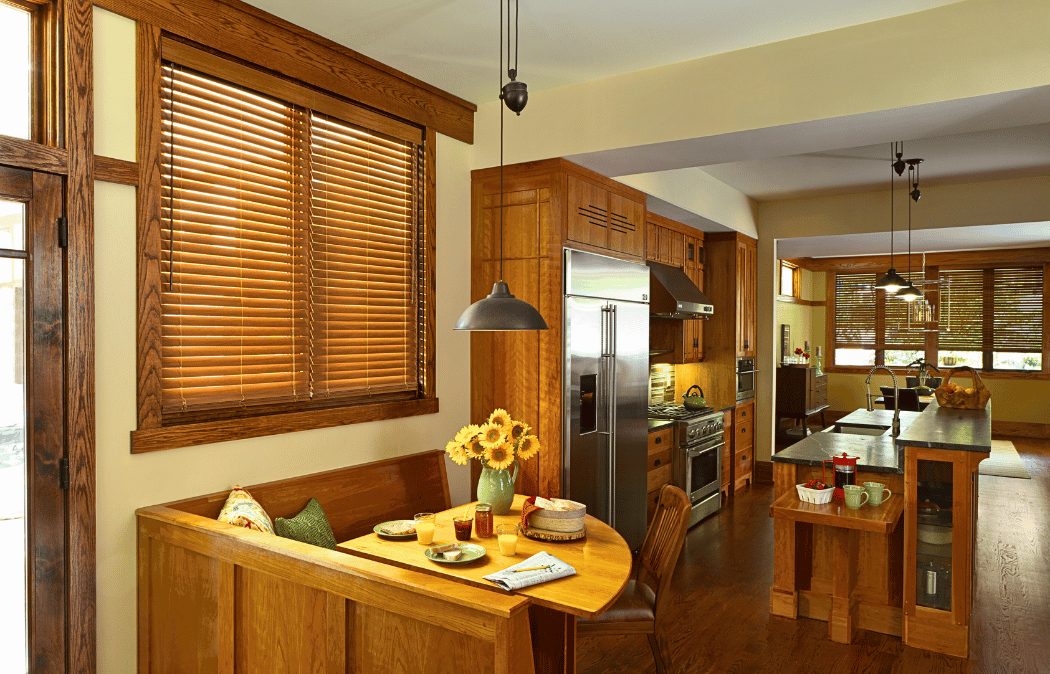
xmin=135 ymin=36 xmax=438 ymax=453
xmin=825 ymin=263 xmax=1049 ymax=380
xmin=779 ymin=260 xmax=800 ymax=298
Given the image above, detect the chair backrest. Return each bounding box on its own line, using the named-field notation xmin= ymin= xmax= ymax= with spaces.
xmin=897 ymin=388 xmax=921 ymax=412
xmin=879 ymin=386 xmax=896 ymax=410
xmin=637 ymin=485 xmax=691 ymax=618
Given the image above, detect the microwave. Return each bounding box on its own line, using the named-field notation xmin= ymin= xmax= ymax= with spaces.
xmin=736 ymin=357 xmax=757 ymax=403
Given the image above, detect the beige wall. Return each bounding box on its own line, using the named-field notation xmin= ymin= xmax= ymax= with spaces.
xmin=757 ymin=178 xmax=1050 ymax=463
xmin=92 ymin=9 xmax=474 ymax=671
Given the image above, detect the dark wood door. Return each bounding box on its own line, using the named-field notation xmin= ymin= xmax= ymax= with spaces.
xmin=0 ymin=165 xmax=66 ymax=671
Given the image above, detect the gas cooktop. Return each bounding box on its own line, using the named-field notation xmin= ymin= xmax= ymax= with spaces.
xmin=648 ymin=403 xmax=716 ymax=420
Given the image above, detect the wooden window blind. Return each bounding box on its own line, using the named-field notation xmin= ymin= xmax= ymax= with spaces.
xmin=938 ymin=269 xmax=985 ymax=351
xmin=160 ymin=63 xmax=422 ymax=414
xmin=992 ymin=267 xmax=1043 ymax=353
xmin=884 ymin=271 xmax=925 ymax=349
xmin=833 ymin=272 xmax=877 ymax=348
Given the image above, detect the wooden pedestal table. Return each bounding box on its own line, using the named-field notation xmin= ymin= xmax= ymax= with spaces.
xmin=341 ymin=494 xmax=633 ymax=674
xmin=770 ymin=491 xmax=904 ymax=644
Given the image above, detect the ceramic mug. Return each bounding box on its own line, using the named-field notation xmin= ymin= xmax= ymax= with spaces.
xmin=864 ymin=482 xmax=892 ymax=507
xmin=843 ymin=485 xmax=869 ymax=510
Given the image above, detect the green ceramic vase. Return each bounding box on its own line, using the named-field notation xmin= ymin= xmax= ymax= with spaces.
xmin=477 ymin=461 xmax=519 ymax=515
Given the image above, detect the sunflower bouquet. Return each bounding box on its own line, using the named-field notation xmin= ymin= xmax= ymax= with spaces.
xmin=445 ymin=408 xmax=541 ymax=471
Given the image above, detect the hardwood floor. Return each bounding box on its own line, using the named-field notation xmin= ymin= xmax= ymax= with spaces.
xmin=577 ymin=436 xmax=1050 ymax=674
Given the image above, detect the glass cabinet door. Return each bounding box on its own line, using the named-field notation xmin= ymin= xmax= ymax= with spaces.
xmin=915 ymin=458 xmax=953 ymax=611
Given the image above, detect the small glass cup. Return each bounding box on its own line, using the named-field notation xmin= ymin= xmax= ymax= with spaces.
xmin=452 ymin=516 xmax=473 ymax=541
xmin=496 ymin=523 xmax=519 ymax=556
xmin=414 ymin=512 xmax=436 ymax=545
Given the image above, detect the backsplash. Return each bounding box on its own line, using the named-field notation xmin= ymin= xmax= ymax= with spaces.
xmin=649 ymin=364 xmax=675 ymax=404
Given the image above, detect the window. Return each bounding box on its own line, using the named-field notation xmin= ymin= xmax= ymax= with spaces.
xmin=829 ymin=265 xmax=1046 ymax=374
xmin=0 ymin=1 xmax=31 ymax=140
xmin=780 ymin=260 xmax=799 ymax=298
xmin=136 ymin=43 xmax=435 ymax=450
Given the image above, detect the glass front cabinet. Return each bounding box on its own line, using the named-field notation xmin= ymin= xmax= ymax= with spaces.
xmin=902 ymin=445 xmax=988 ymax=658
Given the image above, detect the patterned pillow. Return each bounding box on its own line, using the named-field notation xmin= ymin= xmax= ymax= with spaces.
xmin=217 ymin=486 xmax=274 ymax=535
xmin=274 ymin=498 xmax=338 ymax=550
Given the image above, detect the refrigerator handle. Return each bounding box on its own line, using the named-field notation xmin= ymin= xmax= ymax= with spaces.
xmin=600 ymin=304 xmax=618 ymax=527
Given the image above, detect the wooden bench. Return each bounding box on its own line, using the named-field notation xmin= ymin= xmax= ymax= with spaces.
xmin=138 ymin=450 xmax=536 ymax=674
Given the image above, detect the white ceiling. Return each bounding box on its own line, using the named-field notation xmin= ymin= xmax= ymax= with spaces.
xmin=245 ymin=0 xmax=966 ymax=105
xmin=702 ymin=124 xmax=1050 ymax=201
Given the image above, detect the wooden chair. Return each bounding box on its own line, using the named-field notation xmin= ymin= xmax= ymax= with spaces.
xmin=577 ymin=484 xmax=691 ymax=674
xmin=880 ymin=386 xmax=921 ymax=412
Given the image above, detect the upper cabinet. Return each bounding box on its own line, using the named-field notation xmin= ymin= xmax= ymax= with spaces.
xmin=646 ymin=213 xmax=705 ymax=365
xmin=645 ymin=219 xmax=684 ymax=268
xmin=566 ymin=174 xmax=645 ymax=258
xmin=737 ymin=239 xmax=756 ymax=357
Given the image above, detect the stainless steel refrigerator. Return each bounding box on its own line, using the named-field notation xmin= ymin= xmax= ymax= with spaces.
xmin=562 ymin=248 xmax=650 ymax=551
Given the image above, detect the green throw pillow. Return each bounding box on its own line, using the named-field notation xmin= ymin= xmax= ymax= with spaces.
xmin=274 ymin=498 xmax=338 ymax=550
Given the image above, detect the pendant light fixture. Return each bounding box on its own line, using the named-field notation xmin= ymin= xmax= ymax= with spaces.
xmin=896 ymin=158 xmax=924 ymax=302
xmin=874 ymin=142 xmax=908 ymax=293
xmin=455 ymin=0 xmax=547 ymax=331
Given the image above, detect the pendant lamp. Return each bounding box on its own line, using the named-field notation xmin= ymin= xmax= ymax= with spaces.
xmin=896 ymin=159 xmax=924 ymax=302
xmin=455 ymin=0 xmax=547 ymax=332
xmin=874 ymin=142 xmax=907 ymax=293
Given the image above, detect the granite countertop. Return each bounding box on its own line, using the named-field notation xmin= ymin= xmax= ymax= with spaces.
xmin=648 ymin=419 xmax=674 ymax=433
xmin=772 ymin=399 xmax=993 ymax=474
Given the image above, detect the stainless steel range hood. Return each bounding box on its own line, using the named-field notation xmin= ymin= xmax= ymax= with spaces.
xmin=647 ymin=261 xmax=714 ymax=319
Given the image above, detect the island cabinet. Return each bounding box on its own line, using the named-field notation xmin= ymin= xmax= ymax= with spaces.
xmin=768 ymin=402 xmax=991 ymax=656
xmin=468 ymin=158 xmax=647 ymax=499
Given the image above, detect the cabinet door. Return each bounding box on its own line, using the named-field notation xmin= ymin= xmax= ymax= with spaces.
xmin=607 ymin=193 xmax=645 ymax=257
xmin=684 ymin=264 xmax=703 ymax=362
xmin=566 ymin=174 xmax=608 ymax=249
xmin=645 ymin=223 xmax=659 ymax=262
xmin=736 ymin=241 xmax=756 ymax=356
xmin=684 ymin=236 xmax=699 ymax=270
xmin=668 ymin=230 xmax=685 ymax=268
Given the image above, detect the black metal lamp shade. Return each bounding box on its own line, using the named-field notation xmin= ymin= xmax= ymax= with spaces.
xmin=454 ymin=281 xmax=548 ymax=331
xmin=874 ymin=268 xmax=907 ymax=293
xmin=897 ymin=283 xmax=922 ymax=302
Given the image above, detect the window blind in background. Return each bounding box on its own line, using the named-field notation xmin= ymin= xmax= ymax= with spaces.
xmin=992 ymin=267 xmax=1043 ymax=353
xmin=309 ymin=112 xmax=418 ymax=397
xmin=160 ymin=63 xmax=421 ymax=414
xmin=938 ymin=269 xmax=984 ymax=351
xmin=883 ymin=270 xmax=925 ymax=348
xmin=834 ymin=272 xmax=877 ymax=347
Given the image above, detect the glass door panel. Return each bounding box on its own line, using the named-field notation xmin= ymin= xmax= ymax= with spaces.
xmin=916 ymin=458 xmax=953 ymax=611
xmin=0 ymin=199 xmax=26 ymax=671
xmin=0 ymin=2 xmax=32 ymax=140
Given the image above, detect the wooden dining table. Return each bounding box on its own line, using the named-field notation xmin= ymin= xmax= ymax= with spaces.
xmin=340 ymin=493 xmax=633 ymax=674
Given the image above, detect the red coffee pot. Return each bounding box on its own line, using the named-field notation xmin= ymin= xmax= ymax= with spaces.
xmin=822 ymin=452 xmax=859 ymax=499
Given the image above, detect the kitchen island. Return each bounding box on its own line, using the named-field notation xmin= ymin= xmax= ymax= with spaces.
xmin=769 ymin=400 xmax=991 ymax=657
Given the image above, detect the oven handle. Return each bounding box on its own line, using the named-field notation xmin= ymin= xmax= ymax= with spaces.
xmin=737 ymin=369 xmax=761 ymax=375
xmin=685 ymin=440 xmax=724 ymax=458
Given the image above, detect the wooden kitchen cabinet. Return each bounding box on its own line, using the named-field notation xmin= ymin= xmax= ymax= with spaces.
xmin=566 ymin=173 xmax=645 ymax=258
xmin=733 ymin=401 xmax=754 ymax=491
xmin=469 ymin=158 xmax=647 ymax=500
xmin=736 ymin=239 xmax=757 ymax=357
xmin=721 ymin=410 xmax=733 ymax=498
xmin=647 ymin=427 xmax=674 ymax=524
xmin=646 ymin=212 xmax=705 ymax=365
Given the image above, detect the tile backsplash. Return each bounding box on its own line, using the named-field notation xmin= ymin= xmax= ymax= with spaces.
xmin=649 ymin=364 xmax=675 ymax=404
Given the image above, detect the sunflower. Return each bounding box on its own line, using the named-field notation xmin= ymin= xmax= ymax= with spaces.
xmin=464 ymin=435 xmax=487 ymax=460
xmin=478 ymin=422 xmax=506 ymax=449
xmin=445 ymin=440 xmax=469 ymax=465
xmin=487 ymin=408 xmax=513 ymax=436
xmin=510 ymin=420 xmax=530 ymax=442
xmin=516 ymin=435 xmax=541 ymax=461
xmin=455 ymin=424 xmax=481 ymax=445
xmin=485 ymin=442 xmax=516 ymax=471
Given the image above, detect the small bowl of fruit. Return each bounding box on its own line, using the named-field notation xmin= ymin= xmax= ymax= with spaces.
xmin=796 ymin=478 xmax=834 ymax=504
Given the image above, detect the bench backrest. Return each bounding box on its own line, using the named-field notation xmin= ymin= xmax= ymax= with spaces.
xmin=164 ymin=449 xmax=451 ymax=542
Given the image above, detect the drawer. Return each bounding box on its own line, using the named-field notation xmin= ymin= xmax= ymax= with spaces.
xmin=648 ymin=428 xmax=673 ymax=454
xmin=811 ymin=392 xmax=828 ymax=408
xmin=648 ymin=447 xmax=672 ymax=472
xmin=647 ymin=463 xmax=672 ymax=493
xmin=735 ymin=445 xmax=753 ymax=489
xmin=736 ymin=416 xmax=754 ymax=449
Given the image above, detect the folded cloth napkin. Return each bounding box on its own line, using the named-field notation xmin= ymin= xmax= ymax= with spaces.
xmin=482 ymin=551 xmax=576 ymax=591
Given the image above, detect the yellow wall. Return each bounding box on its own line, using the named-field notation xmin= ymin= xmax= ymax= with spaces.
xmin=92 ymin=9 xmax=475 ymax=671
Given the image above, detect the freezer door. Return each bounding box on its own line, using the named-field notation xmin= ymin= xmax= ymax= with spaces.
xmin=610 ymin=300 xmax=650 ymax=552
xmin=563 ymin=296 xmax=611 ymax=524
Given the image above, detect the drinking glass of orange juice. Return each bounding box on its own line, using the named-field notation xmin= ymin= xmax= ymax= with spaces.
xmin=414 ymin=513 xmax=436 ymax=545
xmin=496 ymin=524 xmax=519 ymax=556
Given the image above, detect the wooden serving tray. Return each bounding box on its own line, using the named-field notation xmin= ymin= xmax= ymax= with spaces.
xmin=522 ymin=524 xmax=587 ymax=541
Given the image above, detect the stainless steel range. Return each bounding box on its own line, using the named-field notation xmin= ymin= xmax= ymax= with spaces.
xmin=648 ymin=404 xmax=725 ymax=526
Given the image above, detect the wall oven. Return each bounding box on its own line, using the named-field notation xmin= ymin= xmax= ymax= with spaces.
xmin=736 ymin=357 xmax=757 ymax=403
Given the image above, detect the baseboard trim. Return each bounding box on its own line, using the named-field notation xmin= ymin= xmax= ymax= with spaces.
xmin=991 ymin=420 xmax=1050 ymax=439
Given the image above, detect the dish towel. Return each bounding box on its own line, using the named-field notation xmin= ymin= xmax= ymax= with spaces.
xmin=482 ymin=551 xmax=576 ymax=591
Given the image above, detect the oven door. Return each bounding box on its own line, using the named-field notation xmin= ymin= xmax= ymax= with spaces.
xmin=683 ymin=436 xmax=723 ymax=504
